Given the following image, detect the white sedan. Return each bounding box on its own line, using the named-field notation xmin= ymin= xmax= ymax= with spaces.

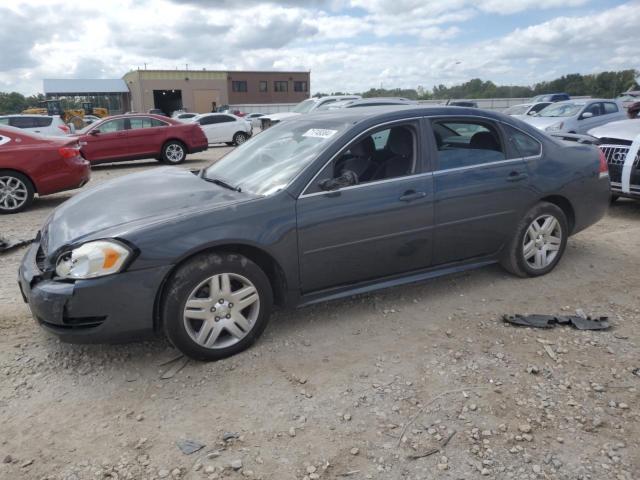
xmin=190 ymin=113 xmax=252 ymax=145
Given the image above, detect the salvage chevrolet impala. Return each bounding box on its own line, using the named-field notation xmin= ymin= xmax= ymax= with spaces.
xmin=19 ymin=107 xmax=610 ymax=360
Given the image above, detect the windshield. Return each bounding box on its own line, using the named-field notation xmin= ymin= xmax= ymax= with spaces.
xmin=503 ymin=105 xmax=529 ymax=115
xmin=203 ymin=119 xmax=351 ymax=195
xmin=291 ymin=99 xmax=318 ymax=114
xmin=537 ymin=102 xmax=583 ymax=118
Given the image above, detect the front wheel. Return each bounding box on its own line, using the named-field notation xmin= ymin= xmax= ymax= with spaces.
xmin=161 ymin=141 xmax=186 ymax=164
xmin=162 ymin=252 xmax=273 ymax=361
xmin=500 ymin=202 xmax=568 ymax=277
xmin=0 ymin=171 xmax=35 ymax=214
xmin=233 ymin=132 xmax=248 ymax=146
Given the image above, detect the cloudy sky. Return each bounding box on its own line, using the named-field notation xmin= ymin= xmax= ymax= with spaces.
xmin=2 ymin=0 xmax=638 ymax=95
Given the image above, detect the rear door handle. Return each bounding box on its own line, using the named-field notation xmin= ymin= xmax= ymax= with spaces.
xmin=507 ymin=171 xmax=528 ymax=182
xmin=399 ymin=190 xmax=427 ymax=202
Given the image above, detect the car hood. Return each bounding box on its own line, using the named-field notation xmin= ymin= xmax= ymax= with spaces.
xmin=588 ymin=119 xmax=640 ymax=142
xmin=519 ymin=116 xmax=565 ymax=130
xmin=42 ymin=167 xmax=254 ymax=254
xmin=263 ymin=112 xmax=301 ymax=121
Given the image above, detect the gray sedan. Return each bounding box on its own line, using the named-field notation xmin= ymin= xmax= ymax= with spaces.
xmin=521 ymin=99 xmax=626 ymax=134
xmin=19 ymin=106 xmax=610 ymax=361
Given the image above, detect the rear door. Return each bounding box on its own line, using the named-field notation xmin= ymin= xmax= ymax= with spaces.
xmin=430 ymin=117 xmax=537 ymax=265
xmin=127 ymin=116 xmax=169 ymax=157
xmin=80 ymin=118 xmax=128 ymax=163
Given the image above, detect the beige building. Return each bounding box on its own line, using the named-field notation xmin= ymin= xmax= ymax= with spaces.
xmin=123 ymin=69 xmax=310 ymax=114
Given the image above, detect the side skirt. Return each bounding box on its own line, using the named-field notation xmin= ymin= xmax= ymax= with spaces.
xmin=297 ymin=257 xmax=498 ymax=308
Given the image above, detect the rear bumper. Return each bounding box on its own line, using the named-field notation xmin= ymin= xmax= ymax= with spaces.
xmin=188 ymin=142 xmax=209 ymax=154
xmin=571 ymin=175 xmax=611 ymax=235
xmin=18 ymin=242 xmax=171 ymax=343
xmin=38 ymin=157 xmax=91 ymax=196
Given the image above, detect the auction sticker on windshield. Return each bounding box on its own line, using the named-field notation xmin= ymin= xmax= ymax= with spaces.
xmin=302 ymin=128 xmax=338 ymax=139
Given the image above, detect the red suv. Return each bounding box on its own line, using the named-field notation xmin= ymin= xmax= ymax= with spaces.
xmin=0 ymin=126 xmax=90 ymax=213
xmin=75 ymin=114 xmax=208 ymax=165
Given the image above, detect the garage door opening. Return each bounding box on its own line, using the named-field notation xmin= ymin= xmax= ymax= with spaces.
xmin=153 ymin=90 xmax=182 ymax=116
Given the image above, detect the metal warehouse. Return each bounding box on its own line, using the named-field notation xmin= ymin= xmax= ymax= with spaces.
xmin=43 ymin=79 xmax=131 ymax=115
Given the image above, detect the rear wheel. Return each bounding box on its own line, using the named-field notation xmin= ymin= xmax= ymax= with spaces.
xmin=161 ymin=141 xmax=186 ymax=164
xmin=0 ymin=171 xmax=34 ymax=214
xmin=162 ymin=252 xmax=273 ymax=361
xmin=233 ymin=132 xmax=248 ymax=146
xmin=500 ymin=202 xmax=568 ymax=277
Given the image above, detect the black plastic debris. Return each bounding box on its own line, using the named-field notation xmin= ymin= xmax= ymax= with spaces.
xmin=176 ymin=439 xmax=205 ymax=455
xmin=0 ymin=237 xmax=33 ymax=254
xmin=503 ymin=314 xmax=610 ymax=331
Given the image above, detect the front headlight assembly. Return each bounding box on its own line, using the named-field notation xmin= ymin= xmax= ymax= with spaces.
xmin=55 ymin=240 xmax=132 ymax=280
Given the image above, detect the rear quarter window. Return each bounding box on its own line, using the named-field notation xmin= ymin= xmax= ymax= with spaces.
xmin=35 ymin=117 xmax=53 ymax=127
xmin=603 ymin=102 xmax=619 ymax=114
xmin=504 ymin=125 xmax=541 ymax=157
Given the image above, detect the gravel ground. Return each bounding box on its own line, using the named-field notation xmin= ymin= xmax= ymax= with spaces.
xmin=1 ymin=149 xmax=639 ymax=480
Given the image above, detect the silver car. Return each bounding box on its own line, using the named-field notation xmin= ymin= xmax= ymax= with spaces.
xmin=503 ymin=102 xmax=552 ymax=117
xmin=521 ymin=99 xmax=626 ymax=134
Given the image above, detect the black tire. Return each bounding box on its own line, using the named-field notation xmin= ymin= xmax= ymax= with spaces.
xmin=0 ymin=170 xmax=35 ymax=214
xmin=161 ymin=252 xmax=273 ymax=361
xmin=500 ymin=202 xmax=568 ymax=278
xmin=233 ymin=132 xmax=248 ymax=146
xmin=225 ymin=142 xmax=235 ymax=146
xmin=161 ymin=140 xmax=186 ymax=164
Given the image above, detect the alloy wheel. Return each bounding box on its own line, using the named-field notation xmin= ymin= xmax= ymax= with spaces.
xmin=166 ymin=144 xmax=185 ymax=163
xmin=235 ymin=134 xmax=246 ymax=145
xmin=183 ymin=273 xmax=260 ymax=349
xmin=0 ymin=176 xmax=28 ymax=211
xmin=522 ymin=214 xmax=562 ymax=270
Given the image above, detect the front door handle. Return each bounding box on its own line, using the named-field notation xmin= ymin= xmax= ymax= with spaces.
xmin=507 ymin=171 xmax=528 ymax=182
xmin=399 ymin=190 xmax=427 ymax=202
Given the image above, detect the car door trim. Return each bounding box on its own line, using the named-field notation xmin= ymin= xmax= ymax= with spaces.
xmin=303 ymin=223 xmax=434 ymax=255
xmin=298 ymin=116 xmax=425 ymax=199
xmin=433 ymin=157 xmax=526 ymax=176
xmin=299 ymin=171 xmax=434 ymax=199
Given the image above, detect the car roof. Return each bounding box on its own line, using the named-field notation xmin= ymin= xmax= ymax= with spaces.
xmin=302 ymin=105 xmax=510 ymax=124
xmin=106 ymin=113 xmax=178 ymax=123
xmin=0 ymin=114 xmax=59 ymax=118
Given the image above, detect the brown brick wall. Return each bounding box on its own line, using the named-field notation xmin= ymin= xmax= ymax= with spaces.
xmin=226 ymin=71 xmax=310 ymax=104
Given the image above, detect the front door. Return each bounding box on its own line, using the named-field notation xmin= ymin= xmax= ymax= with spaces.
xmin=430 ymin=118 xmax=537 ymax=265
xmin=80 ymin=118 xmax=128 ymax=163
xmin=296 ymin=121 xmax=434 ymax=293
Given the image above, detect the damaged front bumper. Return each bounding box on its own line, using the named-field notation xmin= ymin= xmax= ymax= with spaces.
xmin=18 ymin=241 xmax=171 ymax=343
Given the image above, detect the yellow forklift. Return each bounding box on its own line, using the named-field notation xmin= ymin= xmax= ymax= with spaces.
xmin=22 ymin=100 xmax=108 ymax=130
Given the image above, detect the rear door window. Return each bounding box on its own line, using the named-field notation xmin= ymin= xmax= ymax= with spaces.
xmin=432 ymin=119 xmax=506 ymax=170
xmin=603 ymin=102 xmax=619 ymax=114
xmin=129 ymin=117 xmax=166 ymax=129
xmin=34 ymin=117 xmax=53 ymax=127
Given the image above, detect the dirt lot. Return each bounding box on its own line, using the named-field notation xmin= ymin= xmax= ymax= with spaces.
xmin=1 ymin=149 xmax=639 ymax=480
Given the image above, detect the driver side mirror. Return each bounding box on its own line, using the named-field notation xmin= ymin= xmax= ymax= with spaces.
xmin=318 ymin=170 xmax=358 ymax=191
xmin=580 ymin=112 xmax=593 ymax=119
xmin=89 ymin=129 xmax=101 ymax=135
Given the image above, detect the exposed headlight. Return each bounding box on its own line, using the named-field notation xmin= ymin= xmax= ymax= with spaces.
xmin=545 ymin=122 xmax=564 ymax=132
xmin=55 ymin=240 xmax=132 ymax=279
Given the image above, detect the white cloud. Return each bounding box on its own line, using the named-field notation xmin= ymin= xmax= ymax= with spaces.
xmin=0 ymin=0 xmax=637 ymax=96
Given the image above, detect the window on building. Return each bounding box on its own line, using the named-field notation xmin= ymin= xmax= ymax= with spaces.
xmin=232 ymin=81 xmax=248 ymax=93
xmin=259 ymin=81 xmax=268 ymax=93
xmin=274 ymin=81 xmax=288 ymax=92
xmin=294 ymin=81 xmax=308 ymax=92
